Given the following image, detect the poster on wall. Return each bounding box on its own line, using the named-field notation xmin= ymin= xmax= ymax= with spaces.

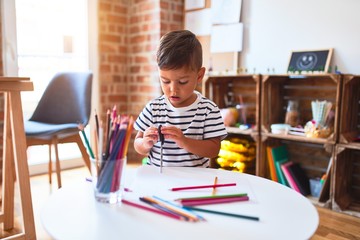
xmin=185 ymin=8 xmax=212 ymax=36
xmin=210 ymin=23 xmax=243 ymax=53
xmin=185 ymin=0 xmax=206 ymax=11
xmin=211 ymin=0 xmax=242 ymax=24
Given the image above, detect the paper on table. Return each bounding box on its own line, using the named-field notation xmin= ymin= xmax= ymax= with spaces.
xmin=126 ymin=165 xmax=258 ymax=204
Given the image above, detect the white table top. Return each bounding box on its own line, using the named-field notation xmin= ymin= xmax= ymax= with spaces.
xmin=41 ymin=165 xmax=319 ymax=240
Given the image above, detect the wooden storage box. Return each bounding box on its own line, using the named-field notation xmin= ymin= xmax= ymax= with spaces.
xmin=339 ymin=75 xmax=360 ymax=146
xmin=333 ymin=144 xmax=360 ymax=217
xmin=261 ymin=74 xmax=342 ymax=144
xmin=203 ymin=74 xmax=261 ymax=175
xmin=203 ymin=74 xmax=261 ymax=131
xmin=261 ymin=137 xmax=332 ymax=180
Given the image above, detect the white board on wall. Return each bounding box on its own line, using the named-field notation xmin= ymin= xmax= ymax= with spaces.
xmin=210 ymin=23 xmax=243 ymax=53
xmin=185 ymin=8 xmax=212 ymax=36
xmin=211 ymin=0 xmax=242 ymax=24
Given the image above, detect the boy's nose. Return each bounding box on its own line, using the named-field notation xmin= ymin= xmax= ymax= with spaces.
xmin=170 ymin=83 xmax=178 ymax=93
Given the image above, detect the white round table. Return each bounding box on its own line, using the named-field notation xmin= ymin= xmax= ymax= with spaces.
xmin=41 ymin=165 xmax=318 ymax=240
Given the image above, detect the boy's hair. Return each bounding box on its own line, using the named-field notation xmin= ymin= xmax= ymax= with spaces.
xmin=156 ymin=30 xmax=203 ymax=71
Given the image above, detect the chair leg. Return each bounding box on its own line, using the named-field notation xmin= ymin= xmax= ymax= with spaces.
xmin=53 ymin=138 xmax=62 ymax=188
xmin=48 ymin=144 xmax=52 ymax=184
xmin=75 ymin=134 xmax=91 ymax=172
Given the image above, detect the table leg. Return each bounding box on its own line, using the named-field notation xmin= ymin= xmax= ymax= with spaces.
xmin=8 ymin=92 xmax=36 ymax=240
xmin=1 ymin=93 xmax=15 ymax=230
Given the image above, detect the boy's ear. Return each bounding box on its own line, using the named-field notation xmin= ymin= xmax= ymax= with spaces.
xmin=197 ymin=67 xmax=206 ymax=83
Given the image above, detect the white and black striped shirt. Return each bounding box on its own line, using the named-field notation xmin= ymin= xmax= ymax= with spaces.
xmin=134 ymin=91 xmax=227 ymax=167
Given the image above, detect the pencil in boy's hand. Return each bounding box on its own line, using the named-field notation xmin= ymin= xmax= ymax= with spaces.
xmin=169 ymin=183 xmax=236 ymax=191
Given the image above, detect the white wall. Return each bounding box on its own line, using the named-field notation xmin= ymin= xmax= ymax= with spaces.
xmin=240 ymin=0 xmax=360 ymax=74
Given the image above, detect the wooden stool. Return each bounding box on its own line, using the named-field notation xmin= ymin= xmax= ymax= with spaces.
xmin=0 ymin=77 xmax=36 ymax=239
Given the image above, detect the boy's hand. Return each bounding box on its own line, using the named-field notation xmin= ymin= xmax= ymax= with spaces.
xmin=142 ymin=127 xmax=159 ymax=149
xmin=160 ymin=126 xmax=186 ymax=148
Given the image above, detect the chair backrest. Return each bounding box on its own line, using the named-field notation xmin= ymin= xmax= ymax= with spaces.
xmin=29 ymin=72 xmax=93 ymax=125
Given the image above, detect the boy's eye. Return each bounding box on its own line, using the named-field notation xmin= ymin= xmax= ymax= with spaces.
xmin=179 ymin=80 xmax=188 ymax=85
xmin=161 ymin=79 xmax=170 ymax=84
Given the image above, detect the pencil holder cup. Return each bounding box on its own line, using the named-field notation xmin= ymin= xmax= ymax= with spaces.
xmin=90 ymin=156 xmax=127 ymax=204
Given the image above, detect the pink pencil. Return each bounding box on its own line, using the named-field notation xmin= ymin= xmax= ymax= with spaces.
xmin=179 ymin=196 xmax=249 ymax=206
xmin=121 ymin=199 xmax=183 ymax=221
xmin=170 ymin=183 xmax=236 ymax=191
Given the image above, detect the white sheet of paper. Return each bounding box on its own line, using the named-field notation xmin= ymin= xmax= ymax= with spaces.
xmin=211 ymin=0 xmax=242 ymax=24
xmin=210 ymin=23 xmax=243 ymax=53
xmin=126 ymin=165 xmax=257 ymax=205
xmin=185 ymin=8 xmax=212 ymax=36
xmin=185 ymin=0 xmax=206 ymax=11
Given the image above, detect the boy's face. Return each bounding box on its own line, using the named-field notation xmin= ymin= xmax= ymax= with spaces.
xmin=159 ymin=66 xmax=205 ymax=108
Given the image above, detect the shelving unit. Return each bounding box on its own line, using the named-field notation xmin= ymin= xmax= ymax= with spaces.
xmin=203 ymin=74 xmax=261 ymax=175
xmin=333 ymin=75 xmax=360 ymax=217
xmin=333 ymin=144 xmax=360 ymax=217
xmin=203 ymin=73 xmax=360 ymax=216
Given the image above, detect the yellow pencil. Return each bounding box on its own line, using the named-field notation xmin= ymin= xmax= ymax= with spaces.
xmin=212 ymin=176 xmax=218 ymax=195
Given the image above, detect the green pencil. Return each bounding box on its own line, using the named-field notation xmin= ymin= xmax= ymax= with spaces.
xmin=185 ymin=206 xmax=260 ymax=221
xmin=176 ymin=193 xmax=248 ymax=201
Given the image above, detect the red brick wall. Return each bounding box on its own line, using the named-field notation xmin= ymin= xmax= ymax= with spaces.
xmin=98 ymin=0 xmax=183 ymax=163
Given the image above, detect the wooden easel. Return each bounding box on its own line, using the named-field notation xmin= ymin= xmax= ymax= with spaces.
xmin=0 ymin=77 xmax=36 ymax=239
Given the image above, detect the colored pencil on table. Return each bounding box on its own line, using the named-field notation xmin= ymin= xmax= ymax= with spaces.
xmin=122 ymin=199 xmax=183 ymax=221
xmin=170 ymin=183 xmax=236 ymax=191
xmin=141 ymin=196 xmax=201 ymax=222
xmin=176 ymin=193 xmax=248 ymax=201
xmin=212 ymin=176 xmax=218 ymax=195
xmin=179 ymin=196 xmax=249 ymax=206
xmin=185 ymin=206 xmax=260 ymax=221
xmin=152 ymin=196 xmax=205 ymax=221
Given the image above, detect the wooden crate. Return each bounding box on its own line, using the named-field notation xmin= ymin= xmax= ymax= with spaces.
xmin=260 ymin=137 xmax=332 ymax=180
xmin=261 ymin=74 xmax=342 ymax=144
xmin=333 ymin=144 xmax=360 ymax=217
xmin=203 ymin=74 xmax=261 ymax=175
xmin=339 ymin=75 xmax=360 ymax=147
xmin=203 ymin=74 xmax=261 ymax=131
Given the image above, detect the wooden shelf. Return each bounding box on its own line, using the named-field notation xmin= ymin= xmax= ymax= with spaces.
xmin=204 ymin=73 xmax=360 ymax=217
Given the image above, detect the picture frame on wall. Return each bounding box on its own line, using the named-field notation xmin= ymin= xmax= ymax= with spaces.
xmin=287 ymin=48 xmax=333 ymax=73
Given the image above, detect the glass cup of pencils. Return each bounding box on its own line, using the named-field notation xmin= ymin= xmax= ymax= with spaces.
xmin=90 ymin=156 xmax=127 ymax=204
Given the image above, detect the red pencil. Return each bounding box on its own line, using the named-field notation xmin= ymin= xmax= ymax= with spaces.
xmin=170 ymin=183 xmax=236 ymax=191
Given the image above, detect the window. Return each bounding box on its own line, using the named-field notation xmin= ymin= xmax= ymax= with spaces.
xmin=2 ymin=0 xmax=97 ymax=173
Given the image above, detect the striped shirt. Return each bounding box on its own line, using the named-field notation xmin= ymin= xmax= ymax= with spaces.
xmin=134 ymin=91 xmax=227 ymax=167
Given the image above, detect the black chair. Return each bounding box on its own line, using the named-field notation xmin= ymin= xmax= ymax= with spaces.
xmin=25 ymin=72 xmax=93 ymax=188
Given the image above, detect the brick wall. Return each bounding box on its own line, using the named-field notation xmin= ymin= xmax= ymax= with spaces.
xmin=98 ymin=0 xmax=183 ymax=163
xmin=0 ymin=1 xmax=184 ymax=167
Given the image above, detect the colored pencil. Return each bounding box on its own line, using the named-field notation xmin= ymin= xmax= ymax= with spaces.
xmin=179 ymin=196 xmax=249 ymax=206
xmin=122 ymin=199 xmax=183 ymax=221
xmin=185 ymin=206 xmax=260 ymax=221
xmin=212 ymin=176 xmax=218 ymax=195
xmin=141 ymin=196 xmax=201 ymax=222
xmin=176 ymin=193 xmax=248 ymax=201
xmin=78 ymin=125 xmax=95 ymax=159
xmin=170 ymin=183 xmax=236 ymax=191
